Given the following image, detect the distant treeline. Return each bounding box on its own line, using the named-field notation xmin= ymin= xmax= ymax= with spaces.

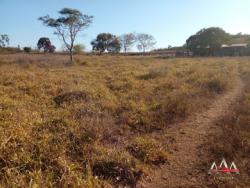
xmin=186 ymin=27 xmax=250 ymax=56
xmin=1 ymin=11 xmax=250 ymax=58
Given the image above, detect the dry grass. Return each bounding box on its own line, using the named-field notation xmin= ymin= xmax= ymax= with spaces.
xmin=207 ymin=58 xmax=250 ymax=187
xmin=0 ymin=54 xmax=240 ymax=187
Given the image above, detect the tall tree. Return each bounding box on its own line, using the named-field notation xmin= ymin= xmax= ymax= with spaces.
xmin=0 ymin=34 xmax=9 ymax=48
xmin=91 ymin=33 xmax=121 ymax=54
xmin=136 ymin=33 xmax=156 ymax=53
xmin=37 ymin=37 xmax=56 ymax=53
xmin=186 ymin=27 xmax=229 ymax=56
xmin=39 ymin=8 xmax=93 ymax=62
xmin=119 ymin=33 xmax=136 ymax=53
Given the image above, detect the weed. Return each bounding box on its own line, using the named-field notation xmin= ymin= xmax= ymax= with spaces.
xmin=127 ymin=137 xmax=169 ymax=165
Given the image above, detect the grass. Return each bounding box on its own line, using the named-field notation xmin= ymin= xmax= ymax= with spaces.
xmin=127 ymin=136 xmax=169 ymax=165
xmin=207 ymin=58 xmax=250 ymax=187
xmin=0 ymin=54 xmax=240 ymax=187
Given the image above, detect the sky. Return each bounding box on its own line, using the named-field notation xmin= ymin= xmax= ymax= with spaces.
xmin=1 ymin=0 xmax=250 ymax=51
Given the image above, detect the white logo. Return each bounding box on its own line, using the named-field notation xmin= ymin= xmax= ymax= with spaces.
xmin=208 ymin=158 xmax=240 ymax=174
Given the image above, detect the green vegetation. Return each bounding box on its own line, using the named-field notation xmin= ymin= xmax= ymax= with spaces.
xmin=23 ymin=47 xmax=32 ymax=53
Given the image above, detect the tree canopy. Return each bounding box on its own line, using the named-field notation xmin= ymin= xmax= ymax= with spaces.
xmin=91 ymin=33 xmax=121 ymax=54
xmin=37 ymin=37 xmax=56 ymax=53
xmin=186 ymin=27 xmax=230 ymax=56
xmin=39 ymin=8 xmax=93 ymax=61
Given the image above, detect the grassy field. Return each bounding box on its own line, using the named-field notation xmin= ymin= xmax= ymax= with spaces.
xmin=0 ymin=54 xmax=248 ymax=187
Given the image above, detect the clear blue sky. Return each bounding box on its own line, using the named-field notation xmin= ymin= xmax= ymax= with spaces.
xmin=1 ymin=0 xmax=250 ymax=51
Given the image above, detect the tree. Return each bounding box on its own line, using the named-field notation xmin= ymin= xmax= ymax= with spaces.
xmin=91 ymin=33 xmax=121 ymax=54
xmin=119 ymin=33 xmax=136 ymax=53
xmin=73 ymin=44 xmax=85 ymax=54
xmin=0 ymin=34 xmax=9 ymax=48
xmin=186 ymin=27 xmax=229 ymax=56
xmin=37 ymin=37 xmax=56 ymax=53
xmin=136 ymin=33 xmax=156 ymax=53
xmin=39 ymin=8 xmax=93 ymax=62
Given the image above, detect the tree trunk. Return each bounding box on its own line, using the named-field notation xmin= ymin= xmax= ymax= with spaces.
xmin=69 ymin=49 xmax=73 ymax=62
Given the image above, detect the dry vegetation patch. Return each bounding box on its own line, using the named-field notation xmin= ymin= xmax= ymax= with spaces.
xmin=0 ymin=54 xmax=240 ymax=187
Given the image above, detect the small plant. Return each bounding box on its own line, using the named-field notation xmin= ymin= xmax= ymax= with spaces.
xmin=205 ymin=77 xmax=226 ymax=93
xmin=92 ymin=161 xmax=141 ymax=187
xmin=127 ymin=137 xmax=169 ymax=165
xmin=53 ymin=91 xmax=88 ymax=105
xmin=74 ymin=58 xmax=88 ymax=65
xmin=137 ymin=71 xmax=159 ymax=80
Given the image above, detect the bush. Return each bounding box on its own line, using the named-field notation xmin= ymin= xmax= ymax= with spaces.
xmin=205 ymin=78 xmax=226 ymax=94
xmin=127 ymin=137 xmax=168 ymax=165
xmin=73 ymin=44 xmax=85 ymax=54
xmin=92 ymin=161 xmax=141 ymax=187
xmin=23 ymin=47 xmax=31 ymax=53
xmin=53 ymin=91 xmax=88 ymax=105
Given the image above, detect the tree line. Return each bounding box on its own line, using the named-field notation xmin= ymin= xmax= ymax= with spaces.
xmin=1 ymin=8 xmax=250 ymax=60
xmin=38 ymin=8 xmax=156 ymax=61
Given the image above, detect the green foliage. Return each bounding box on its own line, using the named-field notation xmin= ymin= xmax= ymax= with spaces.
xmin=37 ymin=37 xmax=56 ymax=53
xmin=186 ymin=27 xmax=229 ymax=56
xmin=91 ymin=33 xmax=121 ymax=54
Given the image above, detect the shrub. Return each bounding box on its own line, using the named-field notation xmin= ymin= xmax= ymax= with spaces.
xmin=53 ymin=91 xmax=88 ymax=105
xmin=23 ymin=47 xmax=31 ymax=53
xmin=73 ymin=44 xmax=85 ymax=54
xmin=127 ymin=137 xmax=168 ymax=165
xmin=155 ymin=92 xmax=189 ymax=124
xmin=92 ymin=161 xmax=141 ymax=187
xmin=137 ymin=71 xmax=160 ymax=80
xmin=205 ymin=77 xmax=226 ymax=94
xmin=74 ymin=58 xmax=88 ymax=65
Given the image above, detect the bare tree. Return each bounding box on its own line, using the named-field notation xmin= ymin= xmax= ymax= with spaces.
xmin=39 ymin=8 xmax=93 ymax=62
xmin=136 ymin=33 xmax=156 ymax=53
xmin=119 ymin=33 xmax=136 ymax=53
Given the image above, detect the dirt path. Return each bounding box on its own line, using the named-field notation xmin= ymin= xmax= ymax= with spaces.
xmin=139 ymin=66 xmax=244 ymax=188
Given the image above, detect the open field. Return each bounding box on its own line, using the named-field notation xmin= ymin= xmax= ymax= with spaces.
xmin=0 ymin=54 xmax=249 ymax=187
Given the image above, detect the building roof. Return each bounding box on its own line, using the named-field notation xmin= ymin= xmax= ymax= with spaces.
xmin=222 ymin=43 xmax=248 ymax=48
